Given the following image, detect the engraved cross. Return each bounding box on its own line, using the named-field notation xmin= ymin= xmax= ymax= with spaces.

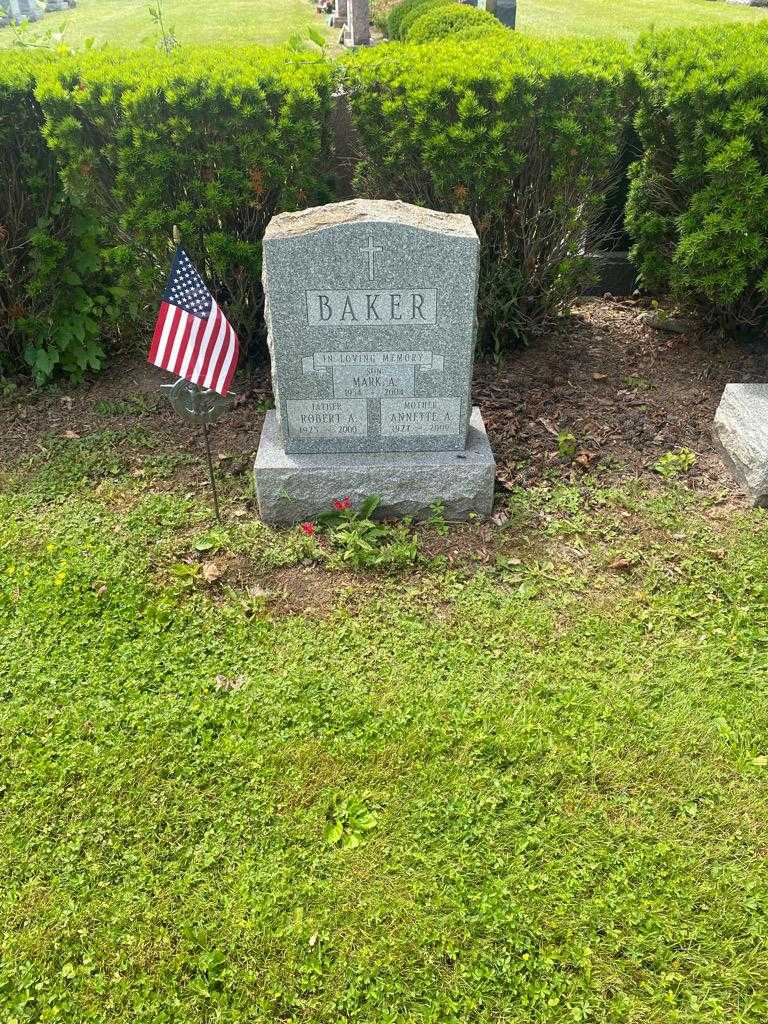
xmin=361 ymin=235 xmax=383 ymax=282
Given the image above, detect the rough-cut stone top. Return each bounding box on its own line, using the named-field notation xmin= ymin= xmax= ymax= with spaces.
xmin=264 ymin=199 xmax=478 ymax=242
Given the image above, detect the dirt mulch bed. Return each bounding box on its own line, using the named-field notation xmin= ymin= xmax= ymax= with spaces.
xmin=477 ymin=297 xmax=767 ymax=497
xmin=1 ymin=297 xmax=764 ymax=502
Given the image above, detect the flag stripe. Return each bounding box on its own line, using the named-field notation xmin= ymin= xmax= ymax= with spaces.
xmin=148 ymin=302 xmax=171 ymax=363
xmin=177 ymin=315 xmax=203 ymax=380
xmin=166 ymin=311 xmax=191 ymax=377
xmin=191 ymin=301 xmax=222 ymax=385
xmin=201 ymin=308 xmax=228 ymax=390
xmin=214 ymin=330 xmax=239 ymax=396
xmin=173 ymin=313 xmax=202 ymax=379
xmin=150 ymin=303 xmax=180 ymax=370
xmin=206 ymin=320 xmax=234 ymax=393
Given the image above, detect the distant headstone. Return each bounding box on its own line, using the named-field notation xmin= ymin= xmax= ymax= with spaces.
xmin=464 ymin=0 xmax=516 ymax=27
xmin=344 ymin=0 xmax=370 ymax=45
xmin=495 ymin=0 xmax=516 ymax=26
xmin=713 ymin=384 xmax=768 ymax=505
xmin=255 ymin=199 xmax=496 ymax=523
xmin=14 ymin=0 xmax=43 ymax=21
xmin=332 ymin=0 xmax=347 ymax=28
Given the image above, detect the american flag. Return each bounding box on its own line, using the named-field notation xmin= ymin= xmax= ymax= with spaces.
xmin=148 ymin=248 xmax=239 ymax=396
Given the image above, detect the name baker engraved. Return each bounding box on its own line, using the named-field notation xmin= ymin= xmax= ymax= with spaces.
xmin=286 ymin=399 xmax=368 ymax=439
xmin=307 ymin=289 xmax=437 ymax=326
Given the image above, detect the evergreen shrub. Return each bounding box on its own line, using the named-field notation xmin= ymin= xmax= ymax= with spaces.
xmin=387 ymin=0 xmax=454 ymax=40
xmin=407 ymin=5 xmax=507 ymax=42
xmin=627 ymin=26 xmax=768 ymax=330
xmin=398 ymin=0 xmax=457 ymax=40
xmin=345 ymin=34 xmax=632 ymax=353
xmin=0 ymin=55 xmax=116 ymax=383
xmin=35 ymin=46 xmax=334 ymax=358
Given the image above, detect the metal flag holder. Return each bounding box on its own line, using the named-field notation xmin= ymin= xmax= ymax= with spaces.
xmin=161 ymin=377 xmax=237 ymax=525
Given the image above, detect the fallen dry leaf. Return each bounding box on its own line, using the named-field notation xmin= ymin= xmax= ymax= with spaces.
xmin=608 ymin=556 xmax=634 ymax=572
xmin=201 ymin=562 xmax=223 ymax=583
xmin=537 ymin=416 xmax=559 ymax=437
xmin=63 ymin=429 xmax=80 ymax=440
xmin=575 ymin=451 xmax=597 ymax=468
xmin=215 ymin=674 xmax=246 ymax=693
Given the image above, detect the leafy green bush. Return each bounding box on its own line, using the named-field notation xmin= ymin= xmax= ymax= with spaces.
xmin=398 ymin=0 xmax=456 ymax=40
xmin=345 ymin=34 xmax=632 ymax=354
xmin=387 ymin=0 xmax=453 ymax=40
xmin=627 ymin=26 xmax=768 ymax=330
xmin=371 ymin=0 xmax=396 ymax=31
xmin=35 ymin=46 xmax=334 ymax=360
xmin=0 ymin=54 xmax=116 ymax=383
xmin=407 ymin=4 xmax=506 ymax=42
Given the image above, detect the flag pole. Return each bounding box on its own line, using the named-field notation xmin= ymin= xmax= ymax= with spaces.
xmin=172 ymin=223 xmax=224 ymax=527
xmin=202 ymin=421 xmax=223 ymax=526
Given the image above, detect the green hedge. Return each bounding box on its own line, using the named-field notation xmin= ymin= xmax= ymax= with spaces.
xmin=626 ymin=26 xmax=768 ymax=330
xmin=33 ymin=46 xmax=334 ymax=369
xmin=407 ymin=4 xmax=507 ymax=42
xmin=387 ymin=0 xmax=454 ymax=40
xmin=0 ymin=54 xmax=117 ymax=383
xmin=398 ymin=0 xmax=457 ymax=40
xmin=7 ymin=23 xmax=768 ymax=385
xmin=345 ymin=34 xmax=632 ymax=354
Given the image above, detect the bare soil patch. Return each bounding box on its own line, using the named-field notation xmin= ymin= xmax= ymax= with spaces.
xmin=1 ymin=298 xmax=763 ymax=503
xmin=477 ymin=297 xmax=767 ymax=496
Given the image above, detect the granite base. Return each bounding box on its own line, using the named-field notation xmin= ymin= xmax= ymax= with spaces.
xmin=713 ymin=383 xmax=768 ymax=506
xmin=255 ymin=406 xmax=496 ymax=523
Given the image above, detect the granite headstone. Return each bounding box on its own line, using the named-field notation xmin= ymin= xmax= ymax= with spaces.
xmin=255 ymin=199 xmax=496 ymax=523
xmin=713 ymin=383 xmax=768 ymax=505
xmin=332 ymin=0 xmax=347 ymax=28
xmin=14 ymin=0 xmax=43 ymax=21
xmin=344 ymin=0 xmax=370 ymax=45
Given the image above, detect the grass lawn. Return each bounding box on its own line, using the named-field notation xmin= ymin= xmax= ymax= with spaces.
xmin=1 ymin=410 xmax=768 ymax=1021
xmin=2 ymin=0 xmax=765 ymax=47
xmin=517 ymin=0 xmax=767 ymax=40
xmin=0 ymin=0 xmax=330 ymax=49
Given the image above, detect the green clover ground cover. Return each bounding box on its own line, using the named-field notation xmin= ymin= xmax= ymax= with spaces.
xmin=1 ymin=431 xmax=768 ymax=1022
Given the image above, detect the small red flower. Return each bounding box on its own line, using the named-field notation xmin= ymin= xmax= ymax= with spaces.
xmin=299 ymin=522 xmax=316 ymax=537
xmin=333 ymin=496 xmax=352 ymax=511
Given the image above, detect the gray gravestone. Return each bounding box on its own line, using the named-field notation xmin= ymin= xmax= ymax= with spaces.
xmin=255 ymin=199 xmax=496 ymax=523
xmin=332 ymin=0 xmax=347 ymax=28
xmin=713 ymin=384 xmax=768 ymax=505
xmin=466 ymin=0 xmax=516 ymax=26
xmin=344 ymin=0 xmax=370 ymax=45
xmin=15 ymin=0 xmax=43 ymax=21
